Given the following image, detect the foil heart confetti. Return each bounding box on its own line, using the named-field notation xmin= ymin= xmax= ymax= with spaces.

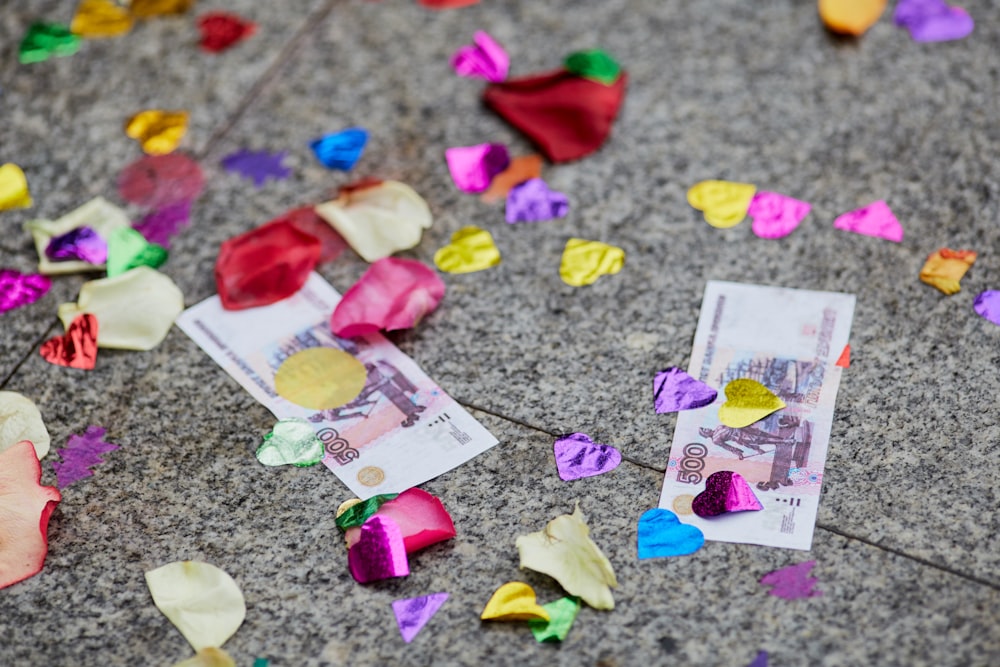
xmin=919 ymin=248 xmax=976 ymax=295
xmin=748 ymin=191 xmax=812 ymax=239
xmin=220 ymin=149 xmax=291 ymax=187
xmin=26 ymin=197 xmax=130 ymax=275
xmin=563 ymin=49 xmax=622 ymax=85
xmin=125 ymin=110 xmax=189 ymax=155
xmin=480 ymin=582 xmax=550 ymax=622
xmin=691 ymin=471 xmax=764 ymax=518
xmin=451 ymin=30 xmax=509 ymax=82
xmin=760 ymin=561 xmax=822 ymax=599
xmin=894 ymin=0 xmax=974 ymax=42
xmin=818 ymin=0 xmax=887 ymax=36
xmin=445 ymin=143 xmax=510 ymax=193
xmin=973 ymin=290 xmax=1000 ymax=327
xmin=50 ymin=425 xmax=119 ymax=489
xmin=45 ymin=227 xmax=108 ymax=264
xmin=39 ymin=314 xmax=98 ymax=370
xmin=392 ymin=593 xmax=449 ymax=643
xmin=130 ymin=0 xmax=195 ymax=17
xmin=529 ymin=596 xmax=581 ymax=643
xmin=653 ymin=367 xmax=718 ymax=413
xmin=255 ymin=418 xmax=325 ymax=467
xmin=833 ymin=200 xmax=903 ymax=242
xmin=0 ymin=270 xmax=51 ymax=315
xmin=718 ymin=379 xmax=786 ymax=428
xmin=134 ymin=200 xmax=193 ymax=248
xmin=19 ymin=22 xmax=80 ymax=64
xmin=636 ymin=508 xmax=704 ymax=559
xmin=506 ymin=178 xmax=569 ymax=223
xmin=0 ymin=163 xmax=33 ymax=210
xmin=310 ymin=128 xmax=369 ymax=171
xmin=687 ymin=180 xmax=756 ymax=228
xmin=197 ymin=11 xmax=257 ymax=53
xmin=342 ymin=489 xmax=456 ymax=554
xmin=559 ymin=238 xmax=625 ymax=287
xmin=106 ymin=228 xmax=168 ymax=277
xmin=553 ymin=433 xmax=622 ymax=481
xmin=348 ymin=515 xmax=410 ymax=584
xmin=836 ymin=344 xmax=851 ymax=368
xmin=433 ymin=226 xmax=501 ymax=274
xmin=481 ymin=154 xmax=543 ymax=203
xmin=71 ymin=0 xmax=134 ymax=38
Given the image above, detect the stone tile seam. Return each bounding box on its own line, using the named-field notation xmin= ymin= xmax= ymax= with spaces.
xmin=0 ymin=318 xmax=58 ymax=390
xmin=459 ymin=399 xmax=1000 ymax=593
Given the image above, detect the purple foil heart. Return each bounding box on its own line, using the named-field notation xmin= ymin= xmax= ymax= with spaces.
xmin=45 ymin=226 xmax=108 ymax=264
xmin=553 ymin=432 xmax=622 ymax=481
xmin=392 ymin=592 xmax=449 ymax=643
xmin=348 ymin=515 xmax=410 ymax=583
xmin=692 ymin=471 xmax=763 ymax=518
xmin=973 ymin=290 xmax=1000 ymax=326
xmin=895 ymin=0 xmax=974 ymax=42
xmin=505 ymin=178 xmax=570 ymax=223
xmin=748 ymin=191 xmax=811 ymax=239
xmin=133 ymin=200 xmax=193 ymax=248
xmin=746 ymin=651 xmax=769 ymax=667
xmin=653 ymin=367 xmax=718 ymax=413
xmin=0 ymin=269 xmax=51 ymax=314
xmin=760 ymin=561 xmax=822 ymax=599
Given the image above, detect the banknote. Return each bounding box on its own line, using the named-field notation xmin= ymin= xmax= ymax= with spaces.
xmin=176 ymin=273 xmax=498 ymax=500
xmin=658 ymin=281 xmax=856 ymax=550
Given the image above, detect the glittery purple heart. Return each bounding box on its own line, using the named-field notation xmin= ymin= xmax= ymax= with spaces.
xmin=691 ymin=470 xmax=763 ymax=518
xmin=895 ymin=0 xmax=974 ymax=42
xmin=653 ymin=367 xmax=718 ymax=413
xmin=505 ymin=178 xmax=570 ymax=223
xmin=973 ymin=290 xmax=1000 ymax=326
xmin=553 ymin=432 xmax=622 ymax=481
xmin=347 ymin=515 xmax=410 ymax=584
xmin=0 ymin=269 xmax=51 ymax=314
xmin=45 ymin=226 xmax=107 ymax=264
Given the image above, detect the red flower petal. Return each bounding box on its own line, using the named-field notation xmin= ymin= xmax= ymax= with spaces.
xmin=345 ymin=488 xmax=456 ymax=554
xmin=0 ymin=441 xmax=61 ymax=590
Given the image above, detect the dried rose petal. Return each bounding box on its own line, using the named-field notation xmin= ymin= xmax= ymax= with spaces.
xmin=0 ymin=440 xmax=61 ymax=589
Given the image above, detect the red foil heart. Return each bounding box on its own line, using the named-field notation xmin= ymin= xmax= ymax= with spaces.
xmin=39 ymin=314 xmax=98 ymax=370
xmin=483 ymin=69 xmax=627 ymax=163
xmin=197 ymin=12 xmax=256 ymax=53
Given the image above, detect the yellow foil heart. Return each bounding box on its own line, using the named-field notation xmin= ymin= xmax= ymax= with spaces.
xmin=686 ymin=180 xmax=756 ymax=228
xmin=129 ymin=0 xmax=195 ymax=18
xmin=919 ymin=249 xmax=976 ymax=295
xmin=0 ymin=164 xmax=32 ymax=210
xmin=718 ymin=379 xmax=786 ymax=428
xmin=481 ymin=582 xmax=551 ymax=622
xmin=71 ymin=0 xmax=133 ymax=38
xmin=433 ymin=226 xmax=501 ymax=274
xmin=559 ymin=238 xmax=624 ymax=287
xmin=125 ymin=110 xmax=189 ymax=155
xmin=818 ymin=0 xmax=887 ymax=36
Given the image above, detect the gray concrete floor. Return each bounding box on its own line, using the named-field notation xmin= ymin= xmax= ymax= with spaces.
xmin=2 ymin=1 xmax=999 ymax=665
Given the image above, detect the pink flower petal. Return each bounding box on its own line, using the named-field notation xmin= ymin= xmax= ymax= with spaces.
xmin=345 ymin=488 xmax=456 ymax=553
xmin=330 ymin=258 xmax=445 ymax=338
xmin=0 ymin=441 xmax=61 ymax=590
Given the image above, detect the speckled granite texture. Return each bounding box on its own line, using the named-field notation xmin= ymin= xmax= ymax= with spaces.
xmin=1 ymin=1 xmax=999 ymax=665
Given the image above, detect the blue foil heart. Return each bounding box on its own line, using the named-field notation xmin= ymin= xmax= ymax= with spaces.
xmin=309 ymin=128 xmax=368 ymax=170
xmin=637 ymin=508 xmax=704 ymax=559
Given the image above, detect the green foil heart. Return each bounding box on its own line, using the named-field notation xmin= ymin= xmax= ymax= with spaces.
xmin=255 ymin=418 xmax=325 ymax=467
xmin=106 ymin=227 xmax=168 ymax=277
xmin=529 ymin=596 xmax=581 ymax=642
xmin=335 ymin=493 xmax=398 ymax=531
xmin=563 ymin=49 xmax=622 ymax=85
xmin=19 ymin=23 xmax=81 ymax=65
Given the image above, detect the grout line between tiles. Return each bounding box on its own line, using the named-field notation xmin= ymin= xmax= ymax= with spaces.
xmin=0 ymin=318 xmax=59 ymax=390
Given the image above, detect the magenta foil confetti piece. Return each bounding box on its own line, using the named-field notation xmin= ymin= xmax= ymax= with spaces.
xmin=746 ymin=651 xmax=769 ymax=667
xmin=553 ymin=433 xmax=622 ymax=481
xmin=445 ymin=143 xmax=510 ymax=193
xmin=505 ymin=178 xmax=570 ymax=223
xmin=833 ymin=201 xmax=903 ymax=242
xmin=748 ymin=191 xmax=812 ymax=239
xmin=45 ymin=226 xmax=108 ymax=264
xmin=653 ymin=367 xmax=718 ymax=413
xmin=50 ymin=425 xmax=119 ymax=489
xmin=392 ymin=592 xmax=449 ymax=643
xmin=451 ymin=31 xmax=509 ymax=82
xmin=221 ymin=149 xmax=292 ymax=187
xmin=0 ymin=269 xmax=51 ymax=314
xmin=692 ymin=471 xmax=763 ymax=518
xmin=973 ymin=290 xmax=1000 ymax=326
xmin=894 ymin=0 xmax=973 ymax=42
xmin=348 ymin=515 xmax=410 ymax=583
xmin=760 ymin=561 xmax=822 ymax=599
xmin=133 ymin=200 xmax=193 ymax=248
xmin=118 ymin=153 xmax=204 ymax=209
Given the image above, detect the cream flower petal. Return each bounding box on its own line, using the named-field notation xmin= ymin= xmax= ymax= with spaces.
xmin=0 ymin=391 xmax=50 ymax=459
xmin=145 ymin=561 xmax=246 ymax=652
xmin=24 ymin=197 xmax=129 ymax=275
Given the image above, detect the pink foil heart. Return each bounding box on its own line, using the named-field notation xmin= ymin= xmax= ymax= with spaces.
xmin=653 ymin=367 xmax=718 ymax=413
xmin=553 ymin=433 xmax=622 ymax=481
xmin=748 ymin=191 xmax=811 ymax=239
xmin=45 ymin=226 xmax=108 ymax=264
xmin=0 ymin=269 xmax=52 ymax=314
xmin=348 ymin=515 xmax=410 ymax=583
xmin=833 ymin=201 xmax=903 ymax=242
xmin=451 ymin=30 xmax=509 ymax=82
xmin=330 ymin=258 xmax=445 ymax=338
xmin=445 ymin=143 xmax=510 ymax=193
xmin=692 ymin=470 xmax=763 ymax=518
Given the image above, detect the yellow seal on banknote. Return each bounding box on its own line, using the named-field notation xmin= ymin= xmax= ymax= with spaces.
xmin=274 ymin=348 xmax=367 ymax=410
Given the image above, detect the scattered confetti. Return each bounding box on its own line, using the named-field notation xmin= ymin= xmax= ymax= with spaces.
xmin=529 ymin=596 xmax=581 ymax=643
xmin=343 ymin=488 xmax=456 ymax=553
xmin=833 ymin=200 xmax=903 ymax=242
xmin=134 ymin=200 xmax=194 ymax=248
xmin=553 ymin=432 xmax=622 ymax=481
xmin=117 ymin=153 xmax=204 ymax=209
xmin=0 ymin=163 xmax=32 ymax=210
xmin=330 ymin=257 xmax=445 ymax=337
xmin=0 ymin=270 xmax=51 ymax=315
xmin=836 ymin=344 xmax=851 ymax=368
xmin=130 ymin=0 xmax=195 ymax=18
xmin=274 ymin=348 xmax=367 ymax=411
xmin=451 ymin=30 xmax=508 ymax=82
xmin=506 ymin=178 xmax=569 ymax=223
xmin=309 ymin=128 xmax=369 ymax=170
xmin=336 ymin=494 xmax=398 ymax=530
xmin=57 ymin=266 xmax=184 ymax=350
xmin=718 ymin=378 xmax=786 ymax=428
xmin=145 ymin=561 xmax=247 ymax=651
xmin=484 ymin=68 xmax=628 ymax=163
xmin=256 ymin=418 xmax=325 ymax=467
xmin=220 ymin=149 xmax=291 ymax=187
xmin=636 ymin=508 xmax=704 ymax=559
xmin=746 ymin=651 xmax=769 ymax=667
xmin=748 ymin=191 xmax=811 ymax=239
xmin=39 ymin=314 xmax=98 ymax=370
xmin=392 ymin=593 xmax=448 ymax=643
xmin=125 ymin=110 xmax=190 ymax=155
xmin=25 ymin=197 xmax=129 ymax=275
xmin=19 ymin=22 xmax=80 ymax=64
xmin=818 ymin=0 xmax=887 ymax=35
xmin=50 ymin=425 xmax=119 ymax=489
xmin=653 ymin=367 xmax=718 ymax=413
xmin=0 ymin=391 xmax=51 ymax=459
xmin=215 ymin=219 xmax=321 ymax=311
xmin=481 ymin=582 xmax=550 ymax=621
xmin=481 ymin=154 xmax=543 ymax=203
xmin=433 ymin=226 xmax=501 ymax=273
xmin=171 ymin=648 xmax=236 ymax=667
xmin=563 ymin=49 xmax=622 ymax=85
xmin=315 ymin=180 xmax=433 ymax=262
xmin=559 ymin=238 xmax=624 ymax=287
xmin=348 ymin=515 xmax=410 ymax=583
xmin=894 ymin=0 xmax=973 ymax=42
xmin=0 ymin=441 xmax=61 ymax=590
xmin=198 ymin=12 xmax=257 ymax=53
xmin=919 ymin=248 xmax=976 ymax=295
xmin=445 ymin=143 xmax=510 ymax=193
xmin=760 ymin=560 xmax=822 ymax=599
xmin=71 ymin=0 xmax=133 ymax=38
xmin=516 ymin=504 xmax=617 ymax=610
xmin=687 ymin=180 xmax=756 ymax=228
xmin=692 ymin=471 xmax=763 ymax=518
xmin=45 ymin=227 xmax=108 ymax=264
xmin=106 ymin=227 xmax=168 ymax=277
xmin=973 ymin=290 xmax=1000 ymax=327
